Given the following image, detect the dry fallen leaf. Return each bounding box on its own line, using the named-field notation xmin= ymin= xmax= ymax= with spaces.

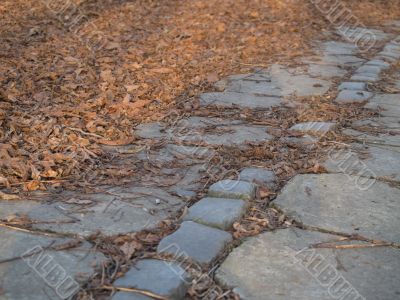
xmin=0 ymin=191 xmax=19 ymax=200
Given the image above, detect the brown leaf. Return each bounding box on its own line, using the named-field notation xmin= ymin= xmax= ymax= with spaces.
xmin=120 ymin=240 xmax=143 ymax=259
xmin=0 ymin=191 xmax=19 ymax=200
xmin=98 ymin=137 xmax=135 ymax=146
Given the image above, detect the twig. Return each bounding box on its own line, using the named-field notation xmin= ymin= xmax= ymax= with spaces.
xmin=101 ymin=285 xmax=169 ymax=300
xmin=67 ymin=127 xmax=104 ymax=139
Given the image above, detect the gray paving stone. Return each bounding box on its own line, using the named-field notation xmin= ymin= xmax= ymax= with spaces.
xmin=112 ymin=292 xmax=152 ymax=300
xmin=335 ymin=90 xmax=373 ymax=103
xmin=280 ymin=135 xmax=318 ymax=150
xmin=157 ymin=221 xmax=232 ymax=265
xmin=379 ymin=50 xmax=400 ymax=59
xmin=289 ymin=122 xmax=336 ymax=135
xmin=384 ymin=44 xmax=400 ymax=54
xmin=376 ymin=53 xmax=397 ymax=63
xmin=364 ymin=93 xmax=400 ymax=117
xmin=322 ymin=41 xmax=356 ymax=55
xmin=355 ymin=65 xmax=382 ymax=75
xmin=338 ymin=81 xmax=366 ymax=91
xmin=216 ymin=228 xmax=400 ymax=300
xmin=136 ymin=123 xmax=166 ymax=139
xmin=310 ymin=54 xmax=365 ymax=67
xmin=0 ymin=186 xmax=185 ymax=237
xmin=307 ymin=63 xmax=347 ymax=78
xmin=239 ymin=167 xmax=276 ymax=188
xmin=342 ymin=128 xmax=400 ymax=147
xmin=324 ymin=144 xmax=400 ymax=182
xmin=224 ymin=64 xmax=331 ymax=97
xmin=208 ymin=180 xmax=256 ymax=201
xmin=340 ymin=26 xmax=391 ymax=42
xmin=352 ymin=117 xmax=400 ymax=133
xmin=112 ymin=259 xmax=190 ymax=300
xmin=365 ymin=59 xmax=390 ymax=69
xmin=350 ymin=73 xmax=379 ymax=82
xmin=199 ymin=92 xmax=282 ymax=109
xmin=183 ymin=197 xmax=247 ymax=230
xmin=274 ymin=174 xmax=400 ymax=243
xmin=0 ymin=227 xmax=105 ymax=300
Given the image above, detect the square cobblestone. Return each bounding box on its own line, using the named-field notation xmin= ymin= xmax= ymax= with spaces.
xmin=208 ymin=180 xmax=256 ymax=200
xmin=184 ymin=197 xmax=247 ymax=230
xmin=112 ymin=259 xmax=190 ymax=299
xmin=157 ymin=221 xmax=232 ymax=265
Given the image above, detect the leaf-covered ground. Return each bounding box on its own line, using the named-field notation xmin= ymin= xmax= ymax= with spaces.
xmin=0 ymin=0 xmax=399 ymax=193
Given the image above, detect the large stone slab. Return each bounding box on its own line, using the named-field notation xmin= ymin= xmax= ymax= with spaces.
xmin=183 ymin=197 xmax=247 ymax=230
xmin=0 ymin=227 xmax=105 ymax=300
xmin=324 ymin=144 xmax=400 ymax=182
xmin=135 ymin=117 xmax=272 ymax=146
xmin=0 ymin=186 xmax=185 ymax=237
xmin=157 ymin=221 xmax=232 ymax=265
xmin=224 ymin=64 xmax=331 ymax=97
xmin=112 ymin=259 xmax=190 ymax=300
xmin=342 ymin=128 xmax=400 ymax=147
xmin=352 ymin=117 xmax=400 ymax=133
xmin=309 ymin=54 xmax=365 ymax=67
xmin=322 ymin=41 xmax=357 ymax=55
xmin=216 ymin=228 xmax=400 ymax=300
xmin=289 ymin=122 xmax=336 ymax=135
xmin=335 ymin=90 xmax=373 ymax=103
xmin=208 ymin=180 xmax=256 ymax=200
xmin=200 ymin=92 xmax=282 ymax=109
xmin=274 ymin=174 xmax=400 ymax=243
xmin=307 ymin=63 xmax=347 ymax=78
xmin=364 ymin=94 xmax=400 ymax=117
xmin=338 ymin=82 xmax=367 ymax=91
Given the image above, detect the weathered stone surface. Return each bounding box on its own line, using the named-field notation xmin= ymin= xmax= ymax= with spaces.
xmin=365 ymin=59 xmax=390 ymax=69
xmin=239 ymin=167 xmax=276 ymax=188
xmin=112 ymin=259 xmax=190 ymax=300
xmin=335 ymin=90 xmax=373 ymax=103
xmin=376 ymin=53 xmax=397 ymax=63
xmin=324 ymin=144 xmax=400 ymax=182
xmin=183 ymin=197 xmax=247 ymax=230
xmin=322 ymin=41 xmax=356 ymax=55
xmin=338 ymin=81 xmax=366 ymax=91
xmin=352 ymin=117 xmax=400 ymax=133
xmin=340 ymin=27 xmax=391 ymax=42
xmin=342 ymin=128 xmax=400 ymax=147
xmin=0 ymin=186 xmax=185 ymax=237
xmin=224 ymin=64 xmax=331 ymax=97
xmin=289 ymin=122 xmax=336 ymax=135
xmin=200 ymin=92 xmax=282 ymax=109
xmin=355 ymin=65 xmax=382 ymax=75
xmin=350 ymin=73 xmax=379 ymax=82
xmin=280 ymin=135 xmax=318 ymax=149
xmin=274 ymin=174 xmax=400 ymax=243
xmin=134 ymin=117 xmax=273 ymax=146
xmin=307 ymin=63 xmax=347 ymax=78
xmin=112 ymin=292 xmax=152 ymax=300
xmin=309 ymin=54 xmax=365 ymax=67
xmin=136 ymin=122 xmax=166 ymax=139
xmin=157 ymin=221 xmax=232 ymax=265
xmin=0 ymin=227 xmax=105 ymax=300
xmin=364 ymin=93 xmax=400 ymax=117
xmin=208 ymin=180 xmax=256 ymax=200
xmin=379 ymin=50 xmax=400 ymax=59
xmin=216 ymin=228 xmax=400 ymax=300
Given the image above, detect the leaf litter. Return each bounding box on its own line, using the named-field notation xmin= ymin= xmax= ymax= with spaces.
xmin=1 ymin=0 xmax=399 ymax=299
